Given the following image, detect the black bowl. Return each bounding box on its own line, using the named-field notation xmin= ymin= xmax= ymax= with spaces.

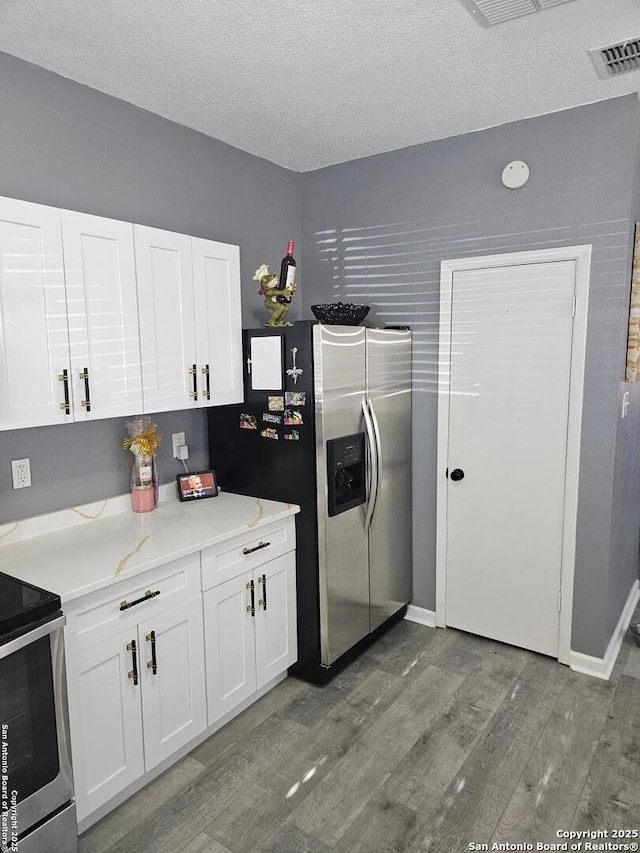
xmin=310 ymin=302 xmax=370 ymax=326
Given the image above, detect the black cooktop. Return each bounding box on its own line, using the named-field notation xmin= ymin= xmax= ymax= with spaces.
xmin=0 ymin=572 xmax=61 ymax=639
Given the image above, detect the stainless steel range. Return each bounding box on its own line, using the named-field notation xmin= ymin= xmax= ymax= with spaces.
xmin=0 ymin=573 xmax=78 ymax=853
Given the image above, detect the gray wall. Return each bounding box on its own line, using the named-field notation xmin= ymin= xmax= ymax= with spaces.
xmin=300 ymin=94 xmax=640 ymax=658
xmin=0 ymin=52 xmax=300 ymax=523
xmin=2 ymin=50 xmax=638 ymax=658
xmin=607 ymin=100 xmax=640 ymax=648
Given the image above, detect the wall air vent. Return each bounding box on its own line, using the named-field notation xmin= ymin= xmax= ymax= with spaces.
xmin=589 ymin=39 xmax=640 ymax=79
xmin=461 ymin=0 xmax=576 ymax=27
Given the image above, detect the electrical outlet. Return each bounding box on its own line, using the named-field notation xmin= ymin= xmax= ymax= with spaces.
xmin=172 ymin=432 xmax=186 ymax=458
xmin=11 ymin=458 xmax=31 ymax=489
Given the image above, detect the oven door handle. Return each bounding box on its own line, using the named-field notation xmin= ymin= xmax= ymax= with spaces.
xmin=0 ymin=613 xmax=66 ymax=660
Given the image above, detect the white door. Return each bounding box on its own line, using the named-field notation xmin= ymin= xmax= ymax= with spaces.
xmin=70 ymin=629 xmax=144 ymax=822
xmin=192 ymin=237 xmax=243 ymax=406
xmin=61 ymin=210 xmax=142 ymax=420
xmin=139 ymin=597 xmax=206 ymax=771
xmin=203 ymin=572 xmax=257 ymax=725
xmin=254 ymin=553 xmax=297 ymax=689
xmin=443 ymin=259 xmax=576 ymax=657
xmin=134 ymin=225 xmax=197 ymax=412
xmin=0 ymin=197 xmax=71 ymax=429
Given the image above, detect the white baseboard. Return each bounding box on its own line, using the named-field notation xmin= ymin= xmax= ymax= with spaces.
xmin=405 ymin=604 xmax=437 ymax=628
xmin=570 ymin=579 xmax=640 ymax=681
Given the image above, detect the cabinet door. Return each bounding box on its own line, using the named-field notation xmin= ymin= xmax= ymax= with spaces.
xmin=0 ymin=197 xmax=71 ymax=429
xmin=61 ymin=210 xmax=142 ymax=420
xmin=192 ymin=238 xmax=243 ymax=406
xmin=203 ymin=572 xmax=256 ymax=726
xmin=69 ymin=629 xmax=144 ymax=822
xmin=138 ymin=597 xmax=206 ymax=771
xmin=134 ymin=225 xmax=197 ymax=412
xmin=254 ymin=552 xmax=298 ymax=689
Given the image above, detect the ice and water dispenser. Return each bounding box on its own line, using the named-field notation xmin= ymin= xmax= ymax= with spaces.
xmin=327 ymin=432 xmax=366 ymax=517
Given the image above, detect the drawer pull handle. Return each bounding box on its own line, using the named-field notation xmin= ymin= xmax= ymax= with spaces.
xmin=246 ymin=579 xmax=255 ymax=617
xmin=257 ymin=574 xmax=267 ymax=611
xmin=242 ymin=541 xmax=271 ymax=556
xmin=127 ymin=639 xmax=139 ymax=685
xmin=120 ymin=589 xmax=160 ymax=611
xmin=146 ymin=629 xmax=158 ymax=675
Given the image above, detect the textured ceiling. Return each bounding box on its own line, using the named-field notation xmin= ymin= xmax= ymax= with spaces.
xmin=0 ymin=0 xmax=639 ymax=171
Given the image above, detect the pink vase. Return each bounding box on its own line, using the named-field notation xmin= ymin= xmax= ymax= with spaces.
xmin=131 ymin=454 xmax=156 ymax=513
xmin=132 ymin=485 xmax=155 ymax=513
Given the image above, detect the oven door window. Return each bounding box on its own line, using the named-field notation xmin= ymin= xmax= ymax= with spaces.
xmin=0 ymin=634 xmax=59 ymax=802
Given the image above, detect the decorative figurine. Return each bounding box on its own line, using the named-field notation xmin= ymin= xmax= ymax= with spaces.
xmin=253 ymin=264 xmax=297 ymax=327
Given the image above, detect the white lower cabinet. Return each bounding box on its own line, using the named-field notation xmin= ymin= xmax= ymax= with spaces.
xmin=73 ymin=628 xmax=145 ymax=820
xmin=65 ymin=554 xmax=206 ymax=823
xmin=65 ymin=518 xmax=297 ymax=829
xmin=203 ymin=550 xmax=297 ymax=725
xmin=138 ymin=597 xmax=206 ymax=770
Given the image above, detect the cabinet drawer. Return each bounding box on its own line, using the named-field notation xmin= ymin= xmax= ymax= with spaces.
xmin=201 ymin=517 xmax=295 ymax=591
xmin=68 ymin=552 xmax=201 ymax=651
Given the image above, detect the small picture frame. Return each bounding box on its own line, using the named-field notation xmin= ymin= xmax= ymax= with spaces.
xmin=176 ymin=470 xmax=219 ymax=502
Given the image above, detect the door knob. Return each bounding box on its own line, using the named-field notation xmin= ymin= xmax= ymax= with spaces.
xmin=450 ymin=468 xmax=465 ymax=481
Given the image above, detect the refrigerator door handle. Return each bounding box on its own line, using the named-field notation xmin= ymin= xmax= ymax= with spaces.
xmin=368 ymin=397 xmax=383 ymax=527
xmin=362 ymin=396 xmax=379 ymax=533
xmin=367 ymin=399 xmax=382 ymax=529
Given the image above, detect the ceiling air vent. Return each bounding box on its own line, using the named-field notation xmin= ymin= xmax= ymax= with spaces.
xmin=461 ymin=0 xmax=576 ymax=27
xmin=589 ymin=39 xmax=640 ymax=79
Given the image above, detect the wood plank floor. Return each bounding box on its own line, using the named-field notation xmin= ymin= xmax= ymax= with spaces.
xmin=79 ymin=610 xmax=640 ymax=853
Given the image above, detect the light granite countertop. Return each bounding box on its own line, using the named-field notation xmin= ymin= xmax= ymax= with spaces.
xmin=0 ymin=487 xmax=299 ymax=603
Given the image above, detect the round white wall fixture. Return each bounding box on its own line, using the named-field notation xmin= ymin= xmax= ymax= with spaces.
xmin=501 ymin=160 xmax=530 ymax=189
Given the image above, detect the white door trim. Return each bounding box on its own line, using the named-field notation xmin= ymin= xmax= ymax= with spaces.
xmin=436 ymin=244 xmax=592 ymax=665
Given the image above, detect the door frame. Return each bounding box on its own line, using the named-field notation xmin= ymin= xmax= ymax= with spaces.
xmin=436 ymin=244 xmax=592 ymax=665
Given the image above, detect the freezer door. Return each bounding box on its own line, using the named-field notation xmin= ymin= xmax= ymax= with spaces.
xmin=366 ymin=328 xmax=412 ymax=631
xmin=314 ymin=324 xmax=369 ymax=666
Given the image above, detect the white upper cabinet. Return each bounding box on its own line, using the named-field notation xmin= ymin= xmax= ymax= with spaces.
xmin=192 ymin=237 xmax=243 ymax=406
xmin=61 ymin=210 xmax=143 ymax=420
xmin=0 ymin=197 xmax=143 ymax=429
xmin=134 ymin=225 xmax=197 ymax=413
xmin=0 ymin=197 xmax=71 ymax=429
xmin=135 ymin=226 xmax=243 ymax=411
xmin=0 ymin=195 xmax=243 ymax=430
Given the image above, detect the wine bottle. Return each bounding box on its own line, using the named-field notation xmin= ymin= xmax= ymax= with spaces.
xmin=279 ymin=240 xmax=296 ymax=291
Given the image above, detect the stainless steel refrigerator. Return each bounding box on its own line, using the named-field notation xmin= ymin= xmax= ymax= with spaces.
xmin=208 ymin=321 xmax=412 ymax=683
